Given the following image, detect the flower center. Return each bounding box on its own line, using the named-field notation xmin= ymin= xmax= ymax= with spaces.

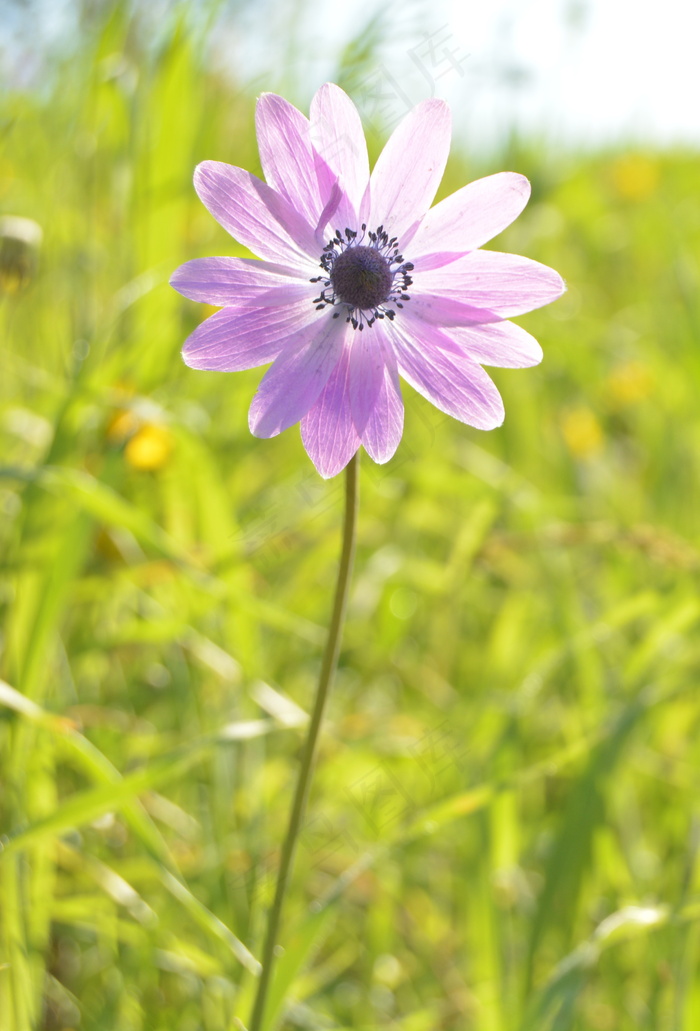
xmin=330 ymin=246 xmax=393 ymax=310
xmin=310 ymin=225 xmax=414 ymax=331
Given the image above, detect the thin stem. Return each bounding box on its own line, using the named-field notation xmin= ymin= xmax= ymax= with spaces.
xmin=247 ymin=453 xmax=360 ymax=1031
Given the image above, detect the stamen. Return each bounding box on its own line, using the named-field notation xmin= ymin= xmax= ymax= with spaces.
xmin=311 ymin=223 xmax=415 ymax=331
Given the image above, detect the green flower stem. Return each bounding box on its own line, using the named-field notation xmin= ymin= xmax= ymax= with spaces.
xmin=247 ymin=452 xmax=360 ymax=1031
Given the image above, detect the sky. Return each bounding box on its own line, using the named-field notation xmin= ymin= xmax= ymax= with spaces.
xmin=3 ymin=0 xmax=700 ymax=151
xmin=223 ymin=0 xmax=700 ymax=151
xmin=441 ymin=0 xmax=700 ymax=148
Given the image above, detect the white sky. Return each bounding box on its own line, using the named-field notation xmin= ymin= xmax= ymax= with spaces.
xmin=4 ymin=0 xmax=699 ymax=150
xmin=442 ymin=0 xmax=700 ymax=147
xmin=224 ymin=0 xmax=700 ymax=151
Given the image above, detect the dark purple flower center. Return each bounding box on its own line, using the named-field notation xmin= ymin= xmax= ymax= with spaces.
xmin=310 ymin=224 xmax=414 ymax=331
xmin=330 ymin=246 xmax=393 ymax=310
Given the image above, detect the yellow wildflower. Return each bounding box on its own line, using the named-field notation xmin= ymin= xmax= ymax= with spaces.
xmin=610 ymin=155 xmax=659 ymax=201
xmin=124 ymin=423 xmax=173 ymax=471
xmin=561 ymin=407 xmax=604 ymax=459
xmin=605 ymin=361 xmax=652 ymax=407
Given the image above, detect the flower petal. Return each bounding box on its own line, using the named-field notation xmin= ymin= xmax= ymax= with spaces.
xmin=194 ymin=161 xmax=320 ymax=267
xmin=446 ymin=321 xmax=543 ymax=368
xmin=409 ymin=172 xmax=531 ymax=259
xmin=249 ymin=313 xmax=350 ymax=437
xmin=316 ymin=180 xmax=344 ymax=240
xmin=171 ymin=256 xmax=312 ymax=307
xmin=413 ymin=250 xmax=566 ymax=319
xmin=255 ymin=93 xmax=339 ymax=230
xmin=369 ymin=99 xmax=451 ymax=240
xmin=349 ymin=325 xmax=403 ymax=464
xmin=387 ymin=311 xmax=505 ymax=429
xmin=310 ymin=83 xmax=370 ymax=229
xmin=403 ymin=293 xmax=502 ymax=326
xmin=301 ymin=343 xmax=361 ymax=478
xmin=182 ymin=301 xmax=320 ymax=371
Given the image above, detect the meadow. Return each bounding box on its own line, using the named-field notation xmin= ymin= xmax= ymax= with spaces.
xmin=2 ymin=4 xmax=700 ymax=1029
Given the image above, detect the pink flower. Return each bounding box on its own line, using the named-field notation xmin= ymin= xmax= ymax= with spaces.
xmin=171 ymin=84 xmax=565 ymax=478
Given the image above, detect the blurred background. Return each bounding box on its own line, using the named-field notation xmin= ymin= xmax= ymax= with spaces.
xmin=1 ymin=1 xmax=700 ymax=1029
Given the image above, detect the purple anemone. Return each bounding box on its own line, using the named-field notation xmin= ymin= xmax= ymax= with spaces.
xmin=171 ymin=84 xmax=565 ymax=478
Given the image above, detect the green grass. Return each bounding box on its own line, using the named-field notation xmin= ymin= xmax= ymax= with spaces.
xmin=2 ymin=4 xmax=700 ymax=1030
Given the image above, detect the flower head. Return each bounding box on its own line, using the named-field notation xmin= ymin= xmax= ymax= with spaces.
xmin=171 ymin=84 xmax=565 ymax=477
